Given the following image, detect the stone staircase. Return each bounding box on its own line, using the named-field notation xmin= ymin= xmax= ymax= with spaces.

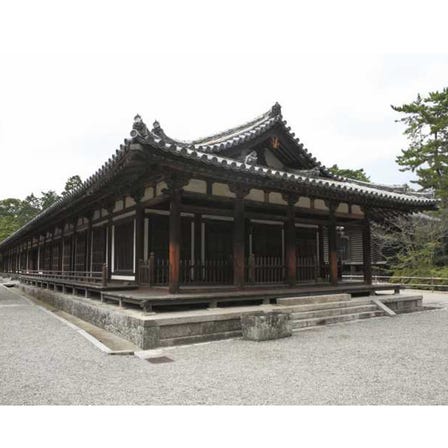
xmin=277 ymin=293 xmax=385 ymax=330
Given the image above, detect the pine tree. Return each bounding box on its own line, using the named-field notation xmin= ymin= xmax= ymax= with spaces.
xmin=392 ymin=87 xmax=448 ymax=204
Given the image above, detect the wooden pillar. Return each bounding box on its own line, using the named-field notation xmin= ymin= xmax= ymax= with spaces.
xmin=230 ymin=185 xmax=249 ymax=289
xmin=60 ymin=223 xmax=65 ymax=272
xmin=71 ymin=219 xmax=77 ymax=272
xmin=328 ymin=202 xmax=338 ymax=286
xmin=194 ymin=214 xmax=202 ymax=263
xmin=168 ymin=188 xmax=182 ymax=294
xmin=42 ymin=234 xmax=47 ymax=272
xmin=283 ymin=193 xmax=299 ymax=287
xmin=105 ymin=202 xmax=114 ymax=282
xmin=131 ymin=189 xmax=145 ymax=284
xmin=85 ymin=213 xmax=93 ymax=275
xmin=49 ymin=228 xmax=55 ymax=272
xmin=362 ymin=215 xmax=372 ymax=285
xmin=318 ymin=225 xmax=325 ymax=279
xmin=26 ymin=240 xmax=30 ymax=272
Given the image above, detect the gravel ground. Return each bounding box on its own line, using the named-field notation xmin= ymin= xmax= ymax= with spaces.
xmin=1 ymin=284 xmax=448 ymax=405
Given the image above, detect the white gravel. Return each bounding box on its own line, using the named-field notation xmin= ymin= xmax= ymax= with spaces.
xmin=1 ymin=284 xmax=448 ymax=405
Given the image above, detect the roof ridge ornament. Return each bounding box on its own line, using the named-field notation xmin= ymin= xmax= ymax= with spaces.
xmin=152 ymin=120 xmax=163 ymax=136
xmin=271 ymin=102 xmax=282 ymax=116
xmin=130 ymin=114 xmax=151 ymax=140
xmin=244 ymin=150 xmax=258 ymax=165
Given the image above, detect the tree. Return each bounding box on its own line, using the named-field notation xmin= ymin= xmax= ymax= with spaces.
xmin=392 ymin=87 xmax=448 ymax=204
xmin=328 ymin=164 xmax=370 ymax=182
xmin=63 ymin=175 xmax=82 ymax=196
xmin=0 ymin=174 xmax=81 ymax=242
xmin=40 ymin=190 xmax=60 ymax=209
xmin=372 ymin=213 xmax=448 ymax=277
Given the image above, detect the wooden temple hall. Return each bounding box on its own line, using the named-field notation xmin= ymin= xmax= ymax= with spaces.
xmin=0 ymin=103 xmax=437 ymax=301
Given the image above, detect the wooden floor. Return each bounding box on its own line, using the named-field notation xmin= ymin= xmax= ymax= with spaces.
xmin=101 ymin=282 xmax=401 ymax=312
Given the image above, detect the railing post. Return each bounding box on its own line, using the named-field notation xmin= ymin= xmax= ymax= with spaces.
xmin=248 ymin=253 xmax=255 ymax=283
xmin=149 ymin=252 xmax=155 ymax=285
xmin=101 ymin=263 xmax=107 ymax=287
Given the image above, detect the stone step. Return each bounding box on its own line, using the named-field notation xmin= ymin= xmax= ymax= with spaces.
xmin=159 ymin=330 xmax=242 ymax=347
xmin=290 ymin=304 xmax=379 ymax=320
xmin=276 ymin=298 xmax=372 ymax=313
xmin=292 ymin=310 xmax=384 ymax=330
xmin=277 ymin=293 xmax=351 ymax=306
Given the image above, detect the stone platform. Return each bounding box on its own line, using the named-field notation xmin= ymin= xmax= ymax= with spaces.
xmin=100 ymin=282 xmax=401 ymax=312
xmin=18 ymin=283 xmax=423 ymax=349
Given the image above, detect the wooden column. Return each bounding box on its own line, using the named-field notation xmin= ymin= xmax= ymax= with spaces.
xmin=131 ymin=189 xmax=145 ymax=284
xmin=283 ymin=193 xmax=299 ymax=287
xmin=105 ymin=202 xmax=114 ymax=282
xmin=194 ymin=214 xmax=202 ymax=264
xmin=328 ymin=202 xmax=338 ymax=286
xmin=42 ymin=234 xmax=47 ymax=272
xmin=71 ymin=219 xmax=77 ymax=272
xmin=85 ymin=213 xmax=93 ymax=275
xmin=60 ymin=223 xmax=65 ymax=272
xmin=26 ymin=240 xmax=30 ymax=272
xmin=362 ymin=214 xmax=372 ymax=285
xmin=47 ymin=229 xmax=53 ymax=271
xmin=318 ymin=225 xmax=325 ymax=279
xmin=230 ymin=185 xmax=249 ymax=289
xmin=168 ymin=188 xmax=182 ymax=294
xmin=165 ymin=174 xmax=189 ymax=293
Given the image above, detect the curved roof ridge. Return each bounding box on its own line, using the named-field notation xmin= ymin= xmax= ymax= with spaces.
xmin=152 ymin=102 xmax=282 ymax=147
xmin=191 ymin=102 xmax=281 ymax=145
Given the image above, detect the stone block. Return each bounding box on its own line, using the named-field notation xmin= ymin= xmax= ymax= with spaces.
xmin=241 ymin=312 xmax=291 ymax=341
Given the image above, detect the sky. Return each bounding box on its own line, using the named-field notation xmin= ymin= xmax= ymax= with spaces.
xmin=1 ymin=1 xmax=448 ymax=199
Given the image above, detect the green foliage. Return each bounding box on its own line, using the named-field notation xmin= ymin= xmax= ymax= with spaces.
xmin=62 ymin=175 xmax=82 ymax=197
xmin=328 ymin=164 xmax=370 ymax=182
xmin=0 ymin=175 xmax=82 ymax=242
xmin=373 ymin=212 xmax=448 ymax=278
xmin=392 ymin=87 xmax=448 ymax=204
xmin=40 ymin=190 xmax=60 ymax=209
xmin=0 ymin=215 xmax=20 ymax=243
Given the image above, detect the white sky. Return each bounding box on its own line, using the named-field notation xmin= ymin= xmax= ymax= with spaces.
xmin=1 ymin=1 xmax=448 ymax=199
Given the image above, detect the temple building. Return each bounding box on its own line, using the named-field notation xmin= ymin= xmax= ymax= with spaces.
xmin=0 ymin=103 xmax=437 ymax=297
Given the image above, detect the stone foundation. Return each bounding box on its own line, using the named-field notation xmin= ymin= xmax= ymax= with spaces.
xmin=19 ymin=284 xmax=159 ymax=348
xmin=379 ymin=295 xmax=423 ymax=313
xmin=241 ymin=312 xmax=292 ymax=341
xmin=18 ymin=284 xmax=242 ymax=349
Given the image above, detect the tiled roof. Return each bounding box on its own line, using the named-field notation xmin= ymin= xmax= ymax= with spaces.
xmin=0 ymin=104 xmax=438 ymax=249
xmin=131 ymin=129 xmax=437 ymax=208
xmin=147 ymin=103 xmax=333 ymax=177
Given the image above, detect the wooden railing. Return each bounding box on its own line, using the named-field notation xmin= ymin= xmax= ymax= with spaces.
xmin=180 ymin=259 xmax=233 ymax=284
xmin=19 ymin=268 xmax=106 ymax=285
xmin=139 ymin=256 xmax=169 ymax=285
xmin=296 ymin=256 xmax=319 ymax=282
xmin=247 ymin=255 xmax=285 ymax=284
xmin=139 ymin=255 xmax=233 ymax=285
xmin=342 ymin=274 xmax=448 ymax=291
